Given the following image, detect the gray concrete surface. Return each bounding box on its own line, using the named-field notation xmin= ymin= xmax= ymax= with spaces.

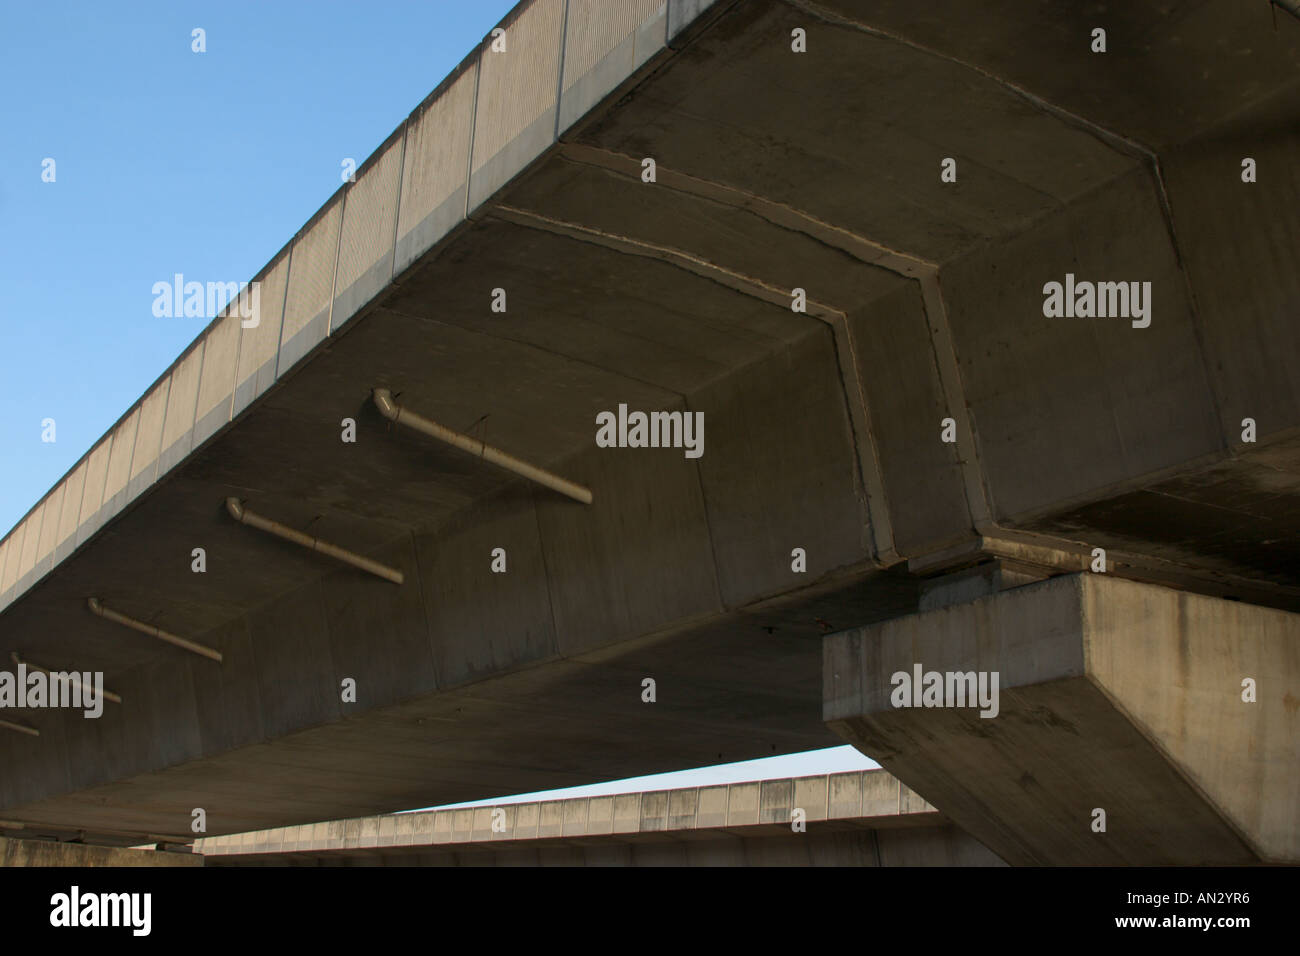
xmin=826 ymin=573 xmax=1299 ymax=865
xmin=0 ymin=0 xmax=1295 ymax=857
xmin=193 ymin=768 xmax=1002 ymax=866
xmin=0 ymin=836 xmax=200 ymax=867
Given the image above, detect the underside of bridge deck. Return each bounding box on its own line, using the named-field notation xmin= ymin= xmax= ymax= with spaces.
xmin=0 ymin=0 xmax=1295 ymax=851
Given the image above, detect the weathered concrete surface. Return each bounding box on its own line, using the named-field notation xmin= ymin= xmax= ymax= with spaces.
xmin=825 ymin=574 xmax=1300 ymax=865
xmin=200 ymin=826 xmax=992 ymax=867
xmin=194 ymin=769 xmax=1003 ymax=866
xmin=0 ymin=0 xmax=1296 ymax=849
xmin=0 ymin=836 xmax=200 ymax=867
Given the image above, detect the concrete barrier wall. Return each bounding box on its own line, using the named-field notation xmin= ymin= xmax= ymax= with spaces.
xmin=76 ymin=438 xmax=113 ymax=547
xmin=332 ymin=131 xmax=404 ymax=331
xmin=193 ymin=311 xmax=241 ymax=448
xmin=394 ymin=67 xmax=477 ymax=276
xmin=52 ymin=458 xmax=87 ymax=565
xmin=195 ymin=769 xmax=941 ymax=856
xmin=278 ymin=201 xmax=343 ymax=375
xmin=214 ymin=826 xmax=997 ymax=866
xmin=33 ymin=485 xmax=64 ymax=583
xmin=558 ymin=0 xmax=666 ymax=134
xmin=158 ymin=342 xmax=205 ymax=476
xmin=99 ymin=408 xmax=139 ymax=530
xmin=232 ymin=253 xmax=289 ymax=416
xmin=125 ymin=374 xmax=172 ymax=503
xmin=0 ymin=836 xmax=201 ymax=868
xmin=469 ymin=0 xmax=566 ymax=210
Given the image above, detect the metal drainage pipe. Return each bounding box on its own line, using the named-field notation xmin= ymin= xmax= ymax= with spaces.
xmin=0 ymin=719 xmax=38 ymax=737
xmin=10 ymin=652 xmax=122 ymax=704
xmin=225 ymin=498 xmax=404 ymax=585
xmin=371 ymin=388 xmax=593 ymax=505
xmin=86 ymin=598 xmax=224 ymax=663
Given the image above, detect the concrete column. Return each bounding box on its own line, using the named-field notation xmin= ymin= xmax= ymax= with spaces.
xmin=824 ymin=573 xmax=1298 ymax=865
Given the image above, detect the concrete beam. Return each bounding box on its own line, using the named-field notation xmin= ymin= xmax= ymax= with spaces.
xmin=0 ymin=836 xmax=201 ymax=867
xmin=192 ymin=768 xmax=1002 ymax=866
xmin=825 ymin=574 xmax=1299 ymax=865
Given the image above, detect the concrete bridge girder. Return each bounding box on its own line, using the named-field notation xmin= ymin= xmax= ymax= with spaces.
xmin=0 ymin=0 xmax=1295 ymax=853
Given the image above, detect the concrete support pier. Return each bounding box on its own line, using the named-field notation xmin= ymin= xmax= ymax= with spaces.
xmin=0 ymin=836 xmax=201 ymax=867
xmin=825 ymin=573 xmax=1298 ymax=865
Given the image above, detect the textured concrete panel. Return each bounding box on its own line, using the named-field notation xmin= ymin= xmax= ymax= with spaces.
xmin=158 ymin=342 xmax=205 ymax=476
xmin=248 ymin=578 xmax=340 ymax=739
xmin=322 ymin=537 xmax=438 ymax=710
xmin=828 ymin=771 xmax=863 ymax=818
xmin=537 ymin=801 xmax=562 ymax=838
xmin=941 ymin=166 xmax=1221 ymax=520
xmin=417 ymin=490 xmax=557 ymax=689
xmin=394 ymin=67 xmax=476 ymax=275
xmin=535 ymin=438 xmax=720 ymax=657
xmin=125 ymin=374 xmax=172 ymax=504
xmin=727 ymin=780 xmax=760 ymax=826
xmin=515 ymin=803 xmax=540 ymax=839
xmin=232 ymin=254 xmax=289 ymax=416
xmin=1161 ymin=104 xmax=1300 ymax=439
xmin=333 ymin=133 xmax=403 ymax=330
xmin=667 ymin=787 xmax=697 ymax=829
xmin=794 ymin=774 xmax=829 ymax=821
xmin=189 ymin=614 xmax=264 ymax=757
xmin=52 ymin=459 xmax=87 ymax=564
xmin=70 ymin=442 xmax=112 ymax=554
xmin=469 ymin=0 xmax=565 ymax=209
xmin=193 ymin=311 xmax=241 ymax=448
xmin=851 ymin=281 xmax=971 ymax=555
xmin=582 ymin=796 xmax=609 ymax=834
xmin=697 ymin=785 xmax=727 ymax=828
xmin=612 ymin=793 xmax=640 ymax=832
xmin=0 ymin=837 xmax=202 ymax=867
xmin=639 ymin=789 xmax=668 ymax=830
xmin=15 ymin=502 xmax=45 ymax=586
xmin=279 ymin=202 xmax=343 ymax=376
xmin=562 ymin=797 xmax=588 ymax=835
xmin=559 ymin=0 xmax=665 ymax=133
xmin=33 ymin=484 xmax=65 ymax=581
xmin=694 ymin=327 xmax=868 ymax=606
xmin=759 ymin=778 xmax=793 ymax=824
xmin=862 ymin=770 xmax=901 ymax=817
xmin=0 ymin=706 xmax=68 ymax=808
xmin=0 ymin=524 xmax=23 ymax=594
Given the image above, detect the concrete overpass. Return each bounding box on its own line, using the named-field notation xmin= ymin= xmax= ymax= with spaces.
xmin=192 ymin=769 xmax=1001 ymax=866
xmin=0 ymin=0 xmax=1296 ymax=865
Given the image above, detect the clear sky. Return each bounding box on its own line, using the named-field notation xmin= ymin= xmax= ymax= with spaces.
xmin=0 ymin=0 xmax=877 ymax=804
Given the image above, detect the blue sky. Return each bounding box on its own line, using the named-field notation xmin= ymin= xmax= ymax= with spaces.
xmin=0 ymin=0 xmax=876 ymax=803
